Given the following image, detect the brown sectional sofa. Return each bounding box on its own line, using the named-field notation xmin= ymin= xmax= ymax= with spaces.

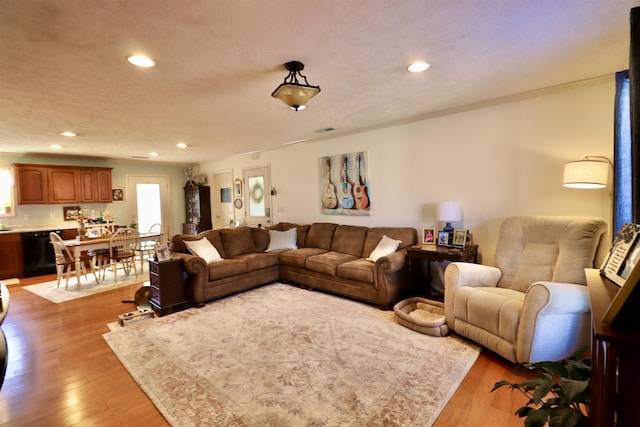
xmin=170 ymin=222 xmax=417 ymax=309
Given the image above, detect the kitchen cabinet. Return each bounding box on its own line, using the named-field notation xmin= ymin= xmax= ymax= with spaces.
xmin=15 ymin=164 xmax=112 ymax=205
xmin=0 ymin=233 xmax=23 ymax=279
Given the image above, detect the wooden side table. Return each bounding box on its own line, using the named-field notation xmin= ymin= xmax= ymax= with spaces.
xmin=149 ymin=258 xmax=190 ymax=316
xmin=407 ymin=244 xmax=478 ymax=301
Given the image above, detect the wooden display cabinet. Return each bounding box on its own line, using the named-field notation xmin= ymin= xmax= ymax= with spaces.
xmin=149 ymin=258 xmax=189 ymax=316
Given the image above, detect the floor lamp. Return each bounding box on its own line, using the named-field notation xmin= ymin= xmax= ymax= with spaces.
xmin=563 ymin=156 xmax=614 ymax=236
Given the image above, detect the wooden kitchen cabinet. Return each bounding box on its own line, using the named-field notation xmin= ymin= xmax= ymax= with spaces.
xmin=48 ymin=167 xmax=80 ymax=204
xmin=16 ymin=165 xmax=49 ymax=204
xmin=0 ymin=233 xmax=23 ymax=279
xmin=15 ymin=164 xmax=112 ymax=205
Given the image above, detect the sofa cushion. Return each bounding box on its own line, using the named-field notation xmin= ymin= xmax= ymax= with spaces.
xmin=235 ymin=252 xmax=280 ymax=270
xmin=279 ymin=248 xmax=327 ymax=268
xmin=266 ymin=228 xmax=298 ymax=252
xmin=306 ymin=223 xmax=338 ymax=250
xmin=367 ymin=235 xmax=401 ymax=262
xmin=306 ymin=251 xmax=359 ymax=276
xmin=171 ymin=229 xmax=225 ymax=258
xmin=184 ymin=238 xmax=223 ymax=264
xmin=251 ymin=227 xmax=270 ymax=252
xmin=337 ymin=259 xmax=374 ymax=283
xmin=363 ymin=227 xmax=417 ymax=257
xmin=207 ymin=259 xmax=248 ymax=280
xmin=220 ymin=227 xmax=257 ymax=258
xmin=330 ymin=225 xmax=368 ymax=257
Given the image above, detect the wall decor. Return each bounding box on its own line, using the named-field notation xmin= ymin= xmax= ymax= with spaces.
xmin=234 ymin=179 xmax=243 ymax=197
xmin=63 ymin=206 xmax=81 ymax=221
xmin=319 ymin=151 xmax=370 ymax=215
xmin=112 ymin=187 xmax=125 ymax=202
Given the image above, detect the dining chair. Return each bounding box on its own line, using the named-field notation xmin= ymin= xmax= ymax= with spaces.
xmin=93 ymin=227 xmax=140 ymax=283
xmin=135 ymin=223 xmax=161 ymax=271
xmin=49 ymin=232 xmax=96 ymax=289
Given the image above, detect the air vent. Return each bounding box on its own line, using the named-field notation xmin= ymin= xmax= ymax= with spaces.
xmin=315 ymin=127 xmax=336 ymax=133
xmin=131 ymin=156 xmax=149 ymax=159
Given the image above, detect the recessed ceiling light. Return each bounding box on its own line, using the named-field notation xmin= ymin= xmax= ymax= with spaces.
xmin=176 ymin=142 xmax=188 ymax=149
xmin=50 ymin=144 xmax=63 ymax=149
xmin=127 ymin=55 xmax=155 ymax=68
xmin=149 ymin=152 xmax=159 ymax=157
xmin=407 ymin=61 xmax=430 ymax=73
xmin=60 ymin=131 xmax=76 ymax=137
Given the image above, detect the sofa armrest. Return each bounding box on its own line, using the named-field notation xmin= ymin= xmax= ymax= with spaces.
xmin=171 ymin=252 xmax=208 ymax=306
xmin=371 ymin=249 xmax=410 ymax=307
xmin=375 ymin=249 xmax=406 ymax=274
xmin=517 ymin=282 xmax=590 ymax=363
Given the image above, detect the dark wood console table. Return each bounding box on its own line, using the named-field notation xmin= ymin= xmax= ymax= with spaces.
xmin=586 ymin=268 xmax=640 ymax=427
xmin=149 ymin=258 xmax=189 ymax=316
xmin=407 ymin=244 xmax=478 ymax=300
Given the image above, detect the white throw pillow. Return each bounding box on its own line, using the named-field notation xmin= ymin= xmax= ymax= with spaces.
xmin=185 ymin=238 xmax=223 ymax=264
xmin=367 ymin=235 xmax=402 ymax=262
xmin=266 ymin=228 xmax=298 ymax=252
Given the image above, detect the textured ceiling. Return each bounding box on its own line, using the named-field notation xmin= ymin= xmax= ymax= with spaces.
xmin=0 ymin=0 xmax=637 ymax=165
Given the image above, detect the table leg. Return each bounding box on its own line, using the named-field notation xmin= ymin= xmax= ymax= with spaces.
xmin=73 ymin=248 xmax=82 ymax=289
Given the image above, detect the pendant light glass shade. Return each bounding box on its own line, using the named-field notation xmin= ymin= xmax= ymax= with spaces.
xmin=563 ymin=160 xmax=609 ymax=189
xmin=271 ymin=61 xmax=320 ymax=111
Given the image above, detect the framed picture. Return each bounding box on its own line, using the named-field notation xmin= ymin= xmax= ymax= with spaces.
xmin=112 ymin=187 xmax=125 ymax=202
xmin=422 ymin=228 xmax=436 ymax=244
xmin=453 ymin=229 xmax=468 ymax=248
xmin=63 ymin=206 xmax=81 ymax=221
xmin=600 ymin=223 xmax=640 ymax=325
xmin=234 ymin=179 xmax=243 ymax=197
xmin=155 ymin=243 xmax=171 ymax=262
xmin=437 ymin=231 xmax=449 ymax=246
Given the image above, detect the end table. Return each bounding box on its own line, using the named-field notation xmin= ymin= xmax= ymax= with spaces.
xmin=407 ymin=244 xmax=478 ymax=301
xmin=149 ymin=258 xmax=190 ymax=316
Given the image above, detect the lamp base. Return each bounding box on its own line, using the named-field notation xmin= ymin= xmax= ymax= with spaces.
xmin=443 ymin=222 xmax=454 ymax=245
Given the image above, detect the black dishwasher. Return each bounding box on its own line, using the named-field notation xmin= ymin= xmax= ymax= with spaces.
xmin=21 ymin=230 xmax=62 ymax=277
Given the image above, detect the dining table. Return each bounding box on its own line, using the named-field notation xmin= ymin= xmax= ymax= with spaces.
xmin=63 ymin=231 xmax=167 ymax=287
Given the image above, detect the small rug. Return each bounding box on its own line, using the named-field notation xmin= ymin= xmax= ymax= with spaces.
xmin=24 ymin=268 xmax=150 ymax=304
xmin=104 ymin=283 xmax=480 ymax=426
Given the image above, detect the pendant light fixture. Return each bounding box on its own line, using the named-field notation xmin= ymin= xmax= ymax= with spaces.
xmin=271 ymin=61 xmax=321 ymax=111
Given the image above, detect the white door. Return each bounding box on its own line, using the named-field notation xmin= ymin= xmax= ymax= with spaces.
xmin=213 ymin=171 xmax=234 ymax=229
xmin=243 ymin=166 xmax=271 ymax=228
xmin=126 ymin=175 xmax=172 ymax=236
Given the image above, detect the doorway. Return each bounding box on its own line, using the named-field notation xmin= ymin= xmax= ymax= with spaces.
xmin=213 ymin=171 xmax=234 ymax=229
xmin=126 ymin=175 xmax=172 ymax=236
xmin=243 ymin=166 xmax=272 ymax=228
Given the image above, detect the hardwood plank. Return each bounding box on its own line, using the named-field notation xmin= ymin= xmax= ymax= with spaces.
xmin=1 ymin=275 xmax=531 ymax=426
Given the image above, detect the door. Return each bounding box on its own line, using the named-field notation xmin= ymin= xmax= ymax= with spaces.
xmin=243 ymin=166 xmax=271 ymax=228
xmin=213 ymin=171 xmax=234 ymax=229
xmin=126 ymin=175 xmax=172 ymax=236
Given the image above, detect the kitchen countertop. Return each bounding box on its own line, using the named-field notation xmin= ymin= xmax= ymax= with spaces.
xmin=0 ymin=223 xmax=119 ymax=234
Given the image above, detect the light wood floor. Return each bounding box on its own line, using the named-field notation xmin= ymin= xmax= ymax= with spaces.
xmin=0 ymin=274 xmax=531 ymax=426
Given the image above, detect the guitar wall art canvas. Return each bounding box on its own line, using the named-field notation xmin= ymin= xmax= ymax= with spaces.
xmin=319 ymin=152 xmax=370 ymax=215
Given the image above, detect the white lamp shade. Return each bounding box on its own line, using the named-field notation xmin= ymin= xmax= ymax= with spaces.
xmin=563 ymin=160 xmax=609 ymax=189
xmin=436 ymin=201 xmax=461 ymax=222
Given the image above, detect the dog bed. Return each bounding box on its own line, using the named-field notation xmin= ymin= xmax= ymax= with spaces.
xmin=393 ymin=297 xmax=449 ymax=337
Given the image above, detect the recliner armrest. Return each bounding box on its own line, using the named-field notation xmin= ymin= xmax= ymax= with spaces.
xmin=444 ymin=262 xmax=502 ymax=291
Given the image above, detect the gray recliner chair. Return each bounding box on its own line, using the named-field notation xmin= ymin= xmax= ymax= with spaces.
xmin=444 ymin=216 xmax=608 ymax=363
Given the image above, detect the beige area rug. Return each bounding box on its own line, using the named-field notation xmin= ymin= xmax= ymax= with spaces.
xmin=104 ymin=283 xmax=480 ymax=427
xmin=24 ymin=267 xmax=150 ymax=304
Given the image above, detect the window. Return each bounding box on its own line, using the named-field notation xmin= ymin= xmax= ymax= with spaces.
xmin=0 ymin=167 xmax=15 ymax=218
xmin=614 ymin=71 xmax=632 ymax=235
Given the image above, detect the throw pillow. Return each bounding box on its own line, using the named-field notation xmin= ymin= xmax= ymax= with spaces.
xmin=185 ymin=237 xmax=223 ymax=264
xmin=266 ymin=228 xmax=298 ymax=252
xmin=367 ymin=235 xmax=402 ymax=262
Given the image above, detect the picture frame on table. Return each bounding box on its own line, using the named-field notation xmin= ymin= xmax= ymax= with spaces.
xmin=437 ymin=231 xmax=449 ymax=246
xmin=422 ymin=228 xmax=436 ymax=244
xmin=155 ymin=243 xmax=171 ymax=262
xmin=452 ymin=229 xmax=468 ymax=248
xmin=600 ymin=223 xmax=640 ymax=325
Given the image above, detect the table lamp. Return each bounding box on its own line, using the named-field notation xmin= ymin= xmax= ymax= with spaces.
xmin=437 ymin=201 xmax=461 ymax=244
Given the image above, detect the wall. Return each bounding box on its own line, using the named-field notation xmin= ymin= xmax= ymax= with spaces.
xmin=200 ymin=77 xmax=615 ymax=266
xmin=0 ymin=154 xmax=188 ymax=236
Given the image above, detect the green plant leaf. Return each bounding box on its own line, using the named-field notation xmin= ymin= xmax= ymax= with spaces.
xmin=524 ymin=407 xmax=550 ymax=427
xmin=532 ymin=381 xmax=552 ymax=404
xmin=560 ymin=378 xmax=590 ymax=403
xmin=549 ymin=406 xmax=587 ymax=427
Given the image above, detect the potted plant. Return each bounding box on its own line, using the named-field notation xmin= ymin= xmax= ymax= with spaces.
xmin=491 ymin=349 xmax=591 ymax=427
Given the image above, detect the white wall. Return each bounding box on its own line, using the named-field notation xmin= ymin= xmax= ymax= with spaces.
xmin=201 ymin=77 xmax=614 ymax=266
